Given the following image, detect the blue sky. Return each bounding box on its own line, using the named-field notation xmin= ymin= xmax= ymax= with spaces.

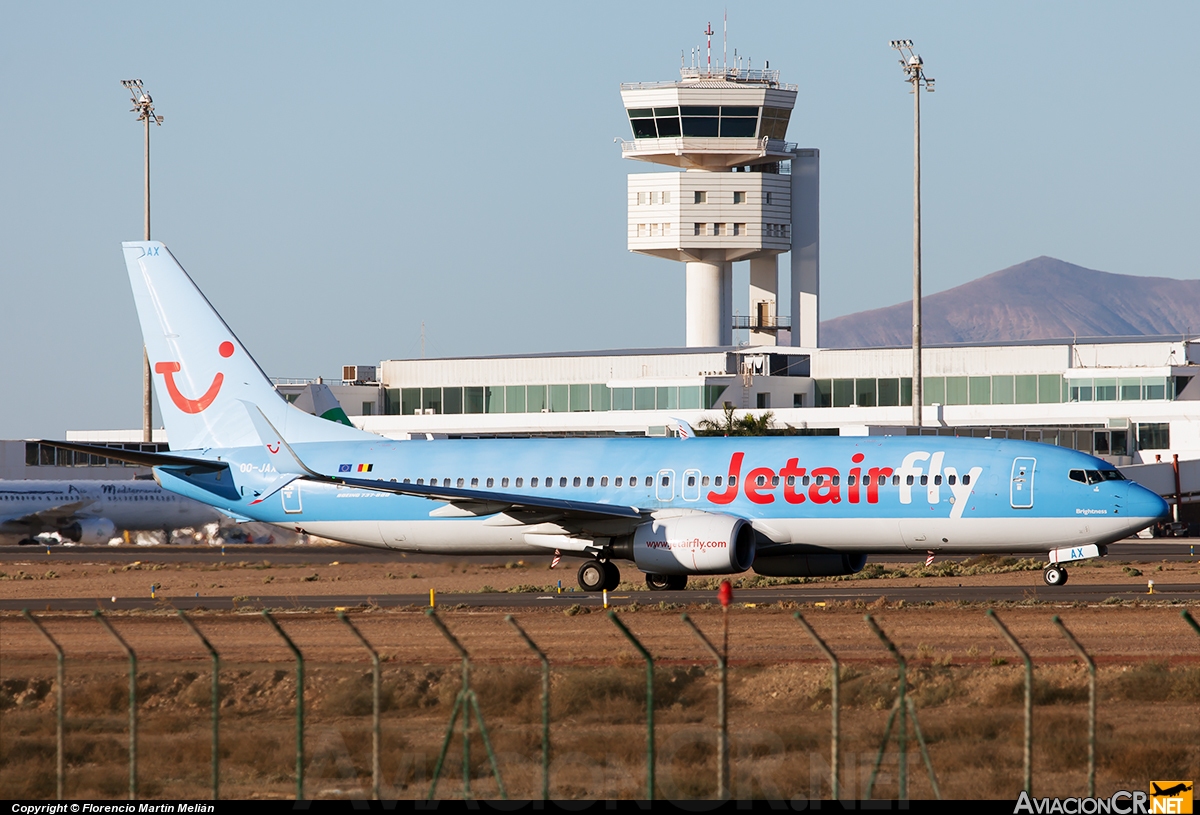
xmin=2 ymin=1 xmax=1197 ymax=438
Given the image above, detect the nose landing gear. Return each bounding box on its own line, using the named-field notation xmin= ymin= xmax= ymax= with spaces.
xmin=1043 ymin=565 xmax=1068 ymax=586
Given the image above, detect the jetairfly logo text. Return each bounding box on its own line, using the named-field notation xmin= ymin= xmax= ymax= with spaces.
xmin=706 ymin=450 xmax=983 ymax=520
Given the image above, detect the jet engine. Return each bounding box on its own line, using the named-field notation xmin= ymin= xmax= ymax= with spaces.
xmin=752 ymin=552 xmax=868 ymax=577
xmin=611 ymin=514 xmax=756 ymax=575
xmin=62 ymin=518 xmax=117 ymax=545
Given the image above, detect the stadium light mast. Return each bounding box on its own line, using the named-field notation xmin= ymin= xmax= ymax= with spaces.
xmin=121 ymin=80 xmax=164 ymax=444
xmin=889 ymin=40 xmax=934 ymax=428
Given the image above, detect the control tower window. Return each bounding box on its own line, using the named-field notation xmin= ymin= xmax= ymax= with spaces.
xmin=681 ymin=106 xmax=719 ymax=137
xmin=654 ymin=107 xmax=681 ymax=137
xmin=761 ymin=108 xmax=792 ymax=140
xmin=720 ymin=106 xmax=759 ymax=138
xmin=628 ymin=108 xmax=657 ymax=139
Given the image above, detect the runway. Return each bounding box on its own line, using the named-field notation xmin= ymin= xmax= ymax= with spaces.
xmin=5 ymin=581 xmax=1197 ymax=613
xmin=2 ymin=539 xmax=1195 ymax=565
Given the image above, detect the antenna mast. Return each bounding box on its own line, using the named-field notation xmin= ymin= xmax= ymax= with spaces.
xmin=705 ymin=22 xmax=713 ymax=74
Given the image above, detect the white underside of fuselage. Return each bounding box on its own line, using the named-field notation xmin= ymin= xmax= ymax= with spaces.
xmin=282 ymin=512 xmax=1157 ymax=562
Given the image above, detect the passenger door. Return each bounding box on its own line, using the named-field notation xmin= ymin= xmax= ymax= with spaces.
xmin=1010 ymin=458 xmax=1035 ymax=509
xmin=656 ymin=469 xmax=675 ymax=502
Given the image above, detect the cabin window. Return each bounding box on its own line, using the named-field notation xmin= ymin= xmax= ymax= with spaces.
xmin=933 ymin=475 xmax=942 ymax=485
xmin=771 ymin=476 xmax=780 ymax=486
xmin=687 ymin=475 xmax=695 ymax=487
xmin=630 ymin=476 xmax=638 ymax=487
xmin=546 ymin=477 xmax=554 ymax=488
xmin=615 ymin=476 xmax=623 ymax=487
xmin=906 ymin=475 xmax=914 ymax=486
xmin=516 ymin=477 xmax=524 ymax=487
xmin=919 ymin=475 xmax=928 ymax=486
xmin=786 ymin=475 xmax=795 ymax=486
xmin=471 ymin=478 xmax=479 ymax=487
xmin=847 ymin=474 xmax=856 ymax=486
xmin=531 ymin=477 xmax=539 ymax=487
xmin=729 ymin=476 xmax=737 ymax=486
xmin=486 ymin=478 xmax=494 ymax=487
xmin=573 ymin=477 xmax=581 ymax=487
xmin=457 ymin=478 xmax=464 ymax=487
xmin=832 ymin=475 xmax=840 ymax=485
xmin=587 ymin=476 xmax=595 ymax=487
xmin=755 ymin=475 xmax=766 ymax=486
xmin=714 ymin=476 xmax=722 ymax=487
xmin=815 ymin=475 xmax=824 ymax=485
xmin=702 ymin=476 xmax=710 ymax=486
xmin=962 ymin=474 xmax=971 ymax=485
xmin=802 ymin=475 xmax=810 ymax=486
xmin=662 ymin=475 xmax=670 ymax=487
xmin=502 ymin=477 xmax=510 ymax=487
xmin=600 ymin=476 xmax=608 ymax=486
xmin=560 ymin=477 xmax=568 ymax=487
xmin=893 ymin=475 xmax=901 ymax=486
xmin=948 ymin=474 xmax=956 ymax=485
xmin=416 ymin=479 xmax=424 ymax=485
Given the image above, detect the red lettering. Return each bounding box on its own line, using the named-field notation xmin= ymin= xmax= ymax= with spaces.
xmin=707 ymin=452 xmax=743 ymax=504
xmin=744 ymin=467 xmax=777 ymax=504
xmin=780 ymin=458 xmax=806 ymax=503
xmin=866 ymin=467 xmax=894 ymax=504
xmin=809 ymin=467 xmax=841 ymax=504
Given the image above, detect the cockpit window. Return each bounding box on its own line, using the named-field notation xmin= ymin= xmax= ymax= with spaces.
xmin=1071 ymin=468 xmax=1126 ymax=485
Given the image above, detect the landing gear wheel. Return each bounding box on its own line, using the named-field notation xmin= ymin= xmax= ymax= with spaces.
xmin=601 ymin=561 xmax=621 ymax=591
xmin=646 ymin=573 xmax=688 ymax=591
xmin=1043 ymin=566 xmax=1068 ymax=587
xmin=577 ymin=560 xmax=606 ymax=592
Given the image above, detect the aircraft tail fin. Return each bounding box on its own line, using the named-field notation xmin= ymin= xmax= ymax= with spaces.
xmin=122 ymin=241 xmax=377 ymax=450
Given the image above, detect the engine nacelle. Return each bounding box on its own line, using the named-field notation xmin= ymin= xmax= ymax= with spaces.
xmin=62 ymin=518 xmax=117 ymax=544
xmin=753 ymin=552 xmax=868 ymax=578
xmin=613 ymin=514 xmax=756 ymax=576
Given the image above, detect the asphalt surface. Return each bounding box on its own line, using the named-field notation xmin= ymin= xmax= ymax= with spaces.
xmin=2 ymin=539 xmax=1196 ymax=565
xmin=4 ymin=581 xmax=1197 ymax=613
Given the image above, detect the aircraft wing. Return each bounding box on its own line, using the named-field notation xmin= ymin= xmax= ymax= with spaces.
xmin=314 ymin=473 xmax=644 ymax=522
xmin=0 ymin=500 xmax=94 ymax=534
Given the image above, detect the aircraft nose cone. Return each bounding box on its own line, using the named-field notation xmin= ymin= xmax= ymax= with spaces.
xmin=1128 ymin=484 xmax=1170 ymax=521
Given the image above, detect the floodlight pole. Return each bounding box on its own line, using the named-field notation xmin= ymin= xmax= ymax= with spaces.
xmin=122 ymin=80 xmax=163 ymax=444
xmin=890 ymin=42 xmax=934 ymax=428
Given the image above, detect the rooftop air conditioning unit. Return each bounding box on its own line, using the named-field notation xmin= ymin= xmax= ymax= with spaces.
xmin=342 ymin=365 xmax=378 ymax=384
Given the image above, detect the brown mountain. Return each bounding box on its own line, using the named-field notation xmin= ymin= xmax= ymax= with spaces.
xmin=818 ymin=257 xmax=1200 ymax=348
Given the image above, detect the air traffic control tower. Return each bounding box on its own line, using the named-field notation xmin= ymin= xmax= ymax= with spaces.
xmin=620 ymin=52 xmax=818 ymax=349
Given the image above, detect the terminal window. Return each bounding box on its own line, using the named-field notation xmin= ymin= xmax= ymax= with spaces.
xmin=694 ymin=191 xmax=707 ymax=204
xmin=734 ymin=191 xmax=746 ymax=204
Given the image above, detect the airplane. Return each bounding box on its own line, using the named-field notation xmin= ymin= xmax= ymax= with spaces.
xmin=0 ymin=479 xmax=223 ymax=545
xmin=1151 ymin=783 xmax=1192 ymax=797
xmin=41 ymin=241 xmax=1169 ymax=591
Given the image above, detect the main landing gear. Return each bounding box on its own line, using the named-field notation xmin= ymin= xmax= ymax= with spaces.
xmin=1043 ymin=565 xmax=1069 ymax=587
xmin=646 ymin=573 xmax=688 ymax=591
xmin=577 ymin=559 xmax=620 ymax=592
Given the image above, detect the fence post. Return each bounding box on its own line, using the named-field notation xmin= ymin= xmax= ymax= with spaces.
xmin=987 ymin=609 xmax=1033 ymax=796
xmin=1184 ymin=609 xmax=1200 ymax=638
xmin=338 ymin=611 xmax=381 ymax=801
xmin=506 ymin=615 xmax=551 ymax=801
xmin=608 ymin=610 xmax=655 ymax=801
xmin=864 ymin=614 xmax=906 ymax=801
xmin=680 ymin=613 xmax=728 ymax=800
xmin=794 ymin=612 xmax=839 ymax=800
xmin=22 ymin=610 xmax=64 ymax=800
xmin=262 ymin=611 xmax=305 ymax=800
xmin=92 ymin=611 xmax=137 ymax=800
xmin=178 ymin=612 xmax=221 ymax=800
xmin=1052 ymin=615 xmax=1095 ymax=797
xmin=425 ymin=609 xmax=506 ymax=800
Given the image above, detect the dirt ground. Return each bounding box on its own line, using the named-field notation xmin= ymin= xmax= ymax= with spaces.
xmin=1 ymin=551 xmax=1198 ymax=801
xmin=0 ymin=546 xmax=1196 ymax=603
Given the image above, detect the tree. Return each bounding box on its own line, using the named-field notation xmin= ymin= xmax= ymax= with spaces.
xmin=697 ymin=405 xmax=775 ymax=436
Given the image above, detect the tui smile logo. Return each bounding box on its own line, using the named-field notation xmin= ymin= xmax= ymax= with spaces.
xmin=156 ymin=341 xmax=234 ymax=414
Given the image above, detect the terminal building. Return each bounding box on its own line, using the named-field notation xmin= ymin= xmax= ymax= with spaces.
xmin=30 ymin=45 xmax=1199 ymax=524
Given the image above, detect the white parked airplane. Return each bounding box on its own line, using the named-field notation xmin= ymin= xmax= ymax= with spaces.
xmin=0 ymin=480 xmax=223 ymax=545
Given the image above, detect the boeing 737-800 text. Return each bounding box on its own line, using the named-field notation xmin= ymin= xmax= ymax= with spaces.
xmin=42 ymin=242 xmax=1168 ymax=590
